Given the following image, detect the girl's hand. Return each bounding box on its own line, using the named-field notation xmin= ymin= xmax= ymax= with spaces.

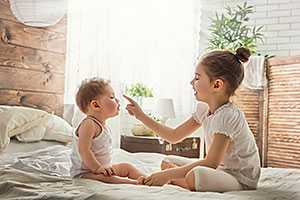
xmin=123 ymin=95 xmax=144 ymax=119
xmin=95 ymin=166 xmax=115 ymax=176
xmin=144 ymin=171 xmax=171 ymax=186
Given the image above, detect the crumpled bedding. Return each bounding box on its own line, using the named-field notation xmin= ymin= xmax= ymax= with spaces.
xmin=0 ymin=144 xmax=300 ymax=200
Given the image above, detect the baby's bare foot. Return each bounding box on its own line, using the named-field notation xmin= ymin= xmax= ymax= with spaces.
xmin=137 ymin=176 xmax=146 ymax=185
xmin=161 ymin=161 xmax=178 ymax=170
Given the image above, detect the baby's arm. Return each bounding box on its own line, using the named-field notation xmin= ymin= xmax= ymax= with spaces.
xmin=77 ymin=120 xmax=109 ymax=174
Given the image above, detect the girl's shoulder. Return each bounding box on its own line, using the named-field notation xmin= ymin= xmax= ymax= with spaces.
xmin=215 ymin=103 xmax=246 ymax=125
xmin=210 ymin=103 xmax=247 ymax=140
xmin=192 ymin=101 xmax=209 ymax=124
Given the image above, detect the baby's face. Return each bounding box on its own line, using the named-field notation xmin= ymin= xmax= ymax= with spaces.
xmin=98 ymin=85 xmax=120 ymax=117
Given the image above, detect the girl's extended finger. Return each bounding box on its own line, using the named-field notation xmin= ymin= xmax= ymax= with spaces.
xmin=123 ymin=95 xmax=135 ymax=104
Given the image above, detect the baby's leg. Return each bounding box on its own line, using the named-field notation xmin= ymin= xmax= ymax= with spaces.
xmin=81 ymin=173 xmax=138 ymax=184
xmin=112 ymin=163 xmax=145 ymax=180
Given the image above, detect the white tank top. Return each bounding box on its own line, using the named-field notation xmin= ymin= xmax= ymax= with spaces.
xmin=70 ymin=116 xmax=113 ymax=177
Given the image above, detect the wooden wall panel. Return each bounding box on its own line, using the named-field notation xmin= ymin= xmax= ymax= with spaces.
xmin=0 ymin=19 xmax=66 ymax=54
xmin=0 ymin=66 xmax=64 ymax=94
xmin=0 ymin=0 xmax=15 ymax=21
xmin=0 ymin=41 xmax=65 ymax=74
xmin=0 ymin=0 xmax=66 ymax=116
xmin=0 ymin=90 xmax=63 ymax=116
xmin=266 ymin=56 xmax=300 ymax=168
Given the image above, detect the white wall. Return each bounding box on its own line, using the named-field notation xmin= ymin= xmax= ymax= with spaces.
xmin=199 ymin=0 xmax=300 ymax=57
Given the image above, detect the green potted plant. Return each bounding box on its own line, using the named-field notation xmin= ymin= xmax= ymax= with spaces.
xmin=207 ymin=2 xmax=266 ymax=89
xmin=207 ymin=2 xmax=264 ymax=54
xmin=125 ymin=83 xmax=158 ymax=136
xmin=125 ymin=83 xmax=153 ymax=105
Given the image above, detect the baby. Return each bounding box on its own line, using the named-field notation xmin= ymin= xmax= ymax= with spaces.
xmin=70 ymin=78 xmax=145 ymax=184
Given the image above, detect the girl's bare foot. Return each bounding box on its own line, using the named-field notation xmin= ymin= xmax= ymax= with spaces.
xmin=160 ymin=161 xmax=178 ymax=170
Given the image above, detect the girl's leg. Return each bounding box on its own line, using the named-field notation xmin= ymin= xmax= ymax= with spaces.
xmin=161 ymin=155 xmax=197 ymax=170
xmin=81 ymin=173 xmax=138 ymax=184
xmin=112 ymin=163 xmax=145 ymax=180
xmin=184 ymin=166 xmax=243 ymax=192
xmin=169 ymin=178 xmax=189 ymax=189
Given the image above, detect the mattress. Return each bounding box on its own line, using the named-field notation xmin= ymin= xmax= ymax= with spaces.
xmin=0 ymin=142 xmax=300 ymax=200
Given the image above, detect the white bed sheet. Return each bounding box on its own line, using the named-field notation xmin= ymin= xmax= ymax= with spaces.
xmin=0 ymin=142 xmax=300 ymax=200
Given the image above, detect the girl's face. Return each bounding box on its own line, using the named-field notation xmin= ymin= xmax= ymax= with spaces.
xmin=190 ymin=63 xmax=213 ymax=102
xmin=94 ymin=85 xmax=120 ymax=118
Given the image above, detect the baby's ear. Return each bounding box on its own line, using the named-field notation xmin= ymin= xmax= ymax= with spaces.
xmin=90 ymin=100 xmax=101 ymax=109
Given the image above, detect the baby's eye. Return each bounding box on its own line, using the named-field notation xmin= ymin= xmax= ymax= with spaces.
xmin=110 ymin=96 xmax=115 ymax=99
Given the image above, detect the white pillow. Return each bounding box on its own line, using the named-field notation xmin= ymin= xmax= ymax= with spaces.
xmin=43 ymin=114 xmax=74 ymax=143
xmin=15 ymin=126 xmax=46 ymax=142
xmin=0 ymin=105 xmax=49 ymax=150
xmin=71 ymin=106 xmax=85 ymax=128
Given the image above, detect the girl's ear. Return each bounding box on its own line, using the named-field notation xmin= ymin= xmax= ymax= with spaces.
xmin=212 ymin=79 xmax=224 ymax=90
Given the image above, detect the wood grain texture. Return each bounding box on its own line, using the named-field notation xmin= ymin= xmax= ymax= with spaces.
xmin=268 ymin=55 xmax=300 ymax=66
xmin=266 ymin=57 xmax=300 ymax=168
xmin=0 ymin=1 xmax=66 ymax=115
xmin=0 ymin=89 xmax=63 ymax=116
xmin=0 ymin=66 xmax=64 ymax=94
xmin=0 ymin=19 xmax=66 ymax=54
xmin=0 ymin=41 xmax=65 ymax=74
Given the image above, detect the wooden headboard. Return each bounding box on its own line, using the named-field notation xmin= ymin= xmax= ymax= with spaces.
xmin=0 ymin=0 xmax=66 ymax=116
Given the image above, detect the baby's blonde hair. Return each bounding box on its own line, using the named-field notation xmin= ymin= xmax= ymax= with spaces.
xmin=75 ymin=78 xmax=110 ymax=113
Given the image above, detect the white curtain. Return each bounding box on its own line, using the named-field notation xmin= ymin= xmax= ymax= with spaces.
xmin=65 ymin=0 xmax=202 ymax=147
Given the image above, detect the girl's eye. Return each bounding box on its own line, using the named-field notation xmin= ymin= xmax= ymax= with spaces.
xmin=110 ymin=96 xmax=115 ymax=99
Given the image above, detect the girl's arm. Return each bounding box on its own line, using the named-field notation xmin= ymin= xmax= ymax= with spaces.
xmin=144 ymin=133 xmax=231 ymax=185
xmin=124 ymin=95 xmax=201 ymax=144
xmin=168 ymin=133 xmax=230 ymax=178
xmin=78 ymin=120 xmax=103 ymax=173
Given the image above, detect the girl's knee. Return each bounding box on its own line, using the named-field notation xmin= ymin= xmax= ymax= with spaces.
xmin=185 ymin=170 xmax=196 ymax=191
xmin=188 ymin=166 xmax=212 ymax=192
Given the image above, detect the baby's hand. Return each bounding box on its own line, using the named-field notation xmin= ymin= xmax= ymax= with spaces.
xmin=95 ymin=166 xmax=115 ymax=176
xmin=137 ymin=176 xmax=146 ymax=185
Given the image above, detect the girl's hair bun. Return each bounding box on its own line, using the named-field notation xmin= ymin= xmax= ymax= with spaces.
xmin=235 ymin=47 xmax=251 ymax=63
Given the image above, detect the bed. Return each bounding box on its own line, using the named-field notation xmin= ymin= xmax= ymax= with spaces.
xmin=1 ymin=139 xmax=300 ymax=200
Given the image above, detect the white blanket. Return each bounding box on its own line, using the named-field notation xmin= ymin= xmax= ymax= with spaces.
xmin=1 ymin=144 xmax=300 ymax=200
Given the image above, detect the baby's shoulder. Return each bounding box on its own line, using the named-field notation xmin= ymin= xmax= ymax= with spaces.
xmin=77 ymin=118 xmax=102 ymax=138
